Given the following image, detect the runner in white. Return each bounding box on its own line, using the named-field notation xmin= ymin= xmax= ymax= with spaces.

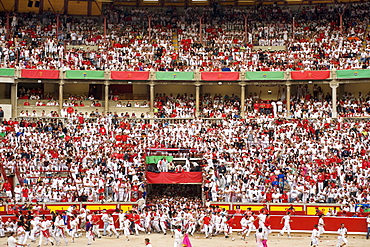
xmin=240 ymin=215 xmax=249 ymax=240
xmin=37 ymin=216 xmax=55 ymax=247
xmin=123 ymin=215 xmax=131 ymax=241
xmin=246 ymin=212 xmax=256 ymax=237
xmin=54 ymin=214 xmax=68 ymax=246
xmin=311 ymin=224 xmax=320 ymax=247
xmin=278 ymin=212 xmax=292 ymax=237
xmin=69 ymin=216 xmax=79 ymax=243
xmin=318 ymin=215 xmax=325 ymax=236
xmin=159 ymin=210 xmax=168 ymax=235
xmin=336 ymin=223 xmax=348 ymax=247
xmin=106 ymin=214 xmax=119 ymax=238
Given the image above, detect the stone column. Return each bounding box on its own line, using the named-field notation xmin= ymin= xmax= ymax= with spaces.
xmin=11 ymin=81 xmax=18 ymax=119
xmin=104 ymin=81 xmax=109 ymax=114
xmin=286 ymin=84 xmax=291 ymax=118
xmin=195 ymin=84 xmax=200 ymax=117
xmin=330 ymin=82 xmax=339 ymax=118
xmin=59 ymin=81 xmax=64 ymax=111
xmin=150 ymin=83 xmax=155 ymax=115
xmin=240 ymin=84 xmax=245 ymax=118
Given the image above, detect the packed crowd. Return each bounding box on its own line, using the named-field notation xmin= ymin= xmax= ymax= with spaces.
xmin=150 ymin=87 xmax=370 ymax=119
xmin=16 ymin=85 xmax=370 ymax=119
xmin=0 ymin=95 xmax=369 ymax=207
xmin=0 ymin=3 xmax=370 ymax=71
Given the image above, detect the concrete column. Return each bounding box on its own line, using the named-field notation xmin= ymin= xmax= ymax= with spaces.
xmin=11 ymin=81 xmax=18 ymax=119
xmin=330 ymin=82 xmax=339 ymax=118
xmin=59 ymin=81 xmax=64 ymax=110
xmin=195 ymin=84 xmax=200 ymax=117
xmin=240 ymin=84 xmax=245 ymax=118
xmin=104 ymin=81 xmax=109 ymax=114
xmin=150 ymin=83 xmax=155 ymax=115
xmin=286 ymin=84 xmax=291 ymax=118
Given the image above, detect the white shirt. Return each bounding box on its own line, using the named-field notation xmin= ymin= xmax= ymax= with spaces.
xmin=337 ymin=227 xmax=347 ymax=238
xmin=7 ymin=236 xmax=17 ymax=247
xmin=282 ymin=215 xmax=291 ymax=225
xmin=311 ymin=228 xmax=319 ymax=241
xmin=174 ymin=229 xmax=183 ymax=240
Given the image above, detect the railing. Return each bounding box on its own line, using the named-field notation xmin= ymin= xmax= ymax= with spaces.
xmin=1 ymin=68 xmax=370 ymax=82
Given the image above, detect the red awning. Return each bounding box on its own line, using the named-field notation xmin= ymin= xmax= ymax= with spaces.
xmin=146 ymin=172 xmax=202 ymax=184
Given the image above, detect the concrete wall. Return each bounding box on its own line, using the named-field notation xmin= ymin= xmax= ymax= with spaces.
xmin=342 ymin=83 xmax=370 ymax=96
xmin=0 ymin=84 xmax=8 ymax=99
xmin=202 ymin=85 xmax=241 ymax=97
xmin=133 ymin=84 xmax=149 ymax=95
xmin=154 ymin=85 xmax=196 ymax=96
xmin=63 ymin=84 xmax=90 ymax=97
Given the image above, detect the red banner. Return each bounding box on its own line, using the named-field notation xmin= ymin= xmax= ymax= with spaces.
xmin=291 ymin=71 xmax=330 ymax=80
xmin=201 ymin=72 xmax=239 ymax=81
xmin=146 ymin=172 xmax=202 ymax=184
xmin=21 ymin=69 xmax=60 ymax=79
xmin=111 ymin=71 xmax=149 ymax=80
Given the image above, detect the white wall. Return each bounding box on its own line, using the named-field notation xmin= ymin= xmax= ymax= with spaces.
xmin=0 ymin=104 xmax=12 ymax=119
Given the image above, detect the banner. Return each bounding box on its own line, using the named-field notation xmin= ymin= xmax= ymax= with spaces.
xmin=0 ymin=68 xmax=15 ymax=77
xmin=111 ymin=71 xmax=149 ymax=80
xmin=146 ymin=172 xmax=203 ymax=184
xmin=201 ymin=72 xmax=239 ymax=81
xmin=246 ymin=71 xmax=285 ymax=80
xmin=21 ymin=69 xmax=59 ymax=79
xmin=291 ymin=71 xmax=330 ymax=80
xmin=336 ymin=69 xmax=370 ymax=79
xmin=66 ymin=70 xmax=105 ymax=79
xmin=156 ymin=72 xmax=194 ymax=80
xmin=146 ymin=156 xmax=173 ymax=164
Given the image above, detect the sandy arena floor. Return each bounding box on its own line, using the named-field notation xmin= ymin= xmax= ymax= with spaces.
xmin=1 ymin=232 xmax=368 ymax=247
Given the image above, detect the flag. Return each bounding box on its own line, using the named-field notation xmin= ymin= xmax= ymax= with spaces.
xmin=66 ymin=70 xmax=105 ymax=79
xmin=201 ymin=72 xmax=239 ymax=81
xmin=291 ymin=71 xmax=330 ymax=80
xmin=182 ymin=233 xmax=192 ymax=247
xmin=111 ymin=71 xmax=149 ymax=80
xmin=246 ymin=71 xmax=285 ymax=80
xmin=336 ymin=69 xmax=370 ymax=79
xmin=21 ymin=69 xmax=59 ymax=79
xmin=0 ymin=68 xmax=15 ymax=77
xmin=156 ymin=72 xmax=194 ymax=80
